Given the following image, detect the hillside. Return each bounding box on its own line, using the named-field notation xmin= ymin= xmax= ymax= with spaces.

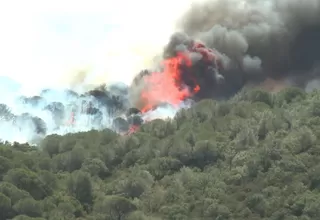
xmin=1 ymin=87 xmax=320 ymax=220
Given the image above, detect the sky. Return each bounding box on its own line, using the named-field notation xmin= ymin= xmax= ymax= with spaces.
xmin=0 ymin=0 xmax=197 ymax=96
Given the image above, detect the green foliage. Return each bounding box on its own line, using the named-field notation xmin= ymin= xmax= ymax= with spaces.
xmin=13 ymin=198 xmax=42 ymax=217
xmin=12 ymin=216 xmax=45 ymax=220
xmin=0 ymin=155 xmax=13 ymax=179
xmin=67 ymin=170 xmax=93 ymax=208
xmin=2 ymin=87 xmax=320 ymax=219
xmin=0 ymin=192 xmax=11 ymax=219
xmin=93 ymin=195 xmax=137 ymax=220
xmin=0 ymin=182 xmax=31 ymax=204
xmin=3 ymin=168 xmax=49 ymax=200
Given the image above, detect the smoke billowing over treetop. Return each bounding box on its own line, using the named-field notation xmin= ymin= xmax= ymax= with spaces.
xmin=129 ymin=0 xmax=320 ymax=104
xmin=1 ymin=0 xmax=320 ymax=144
xmin=174 ymin=0 xmax=320 ymax=88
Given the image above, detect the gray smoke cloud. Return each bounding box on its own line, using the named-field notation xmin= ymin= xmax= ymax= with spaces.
xmin=172 ymin=0 xmax=320 ymax=93
xmin=3 ymin=0 xmax=320 ymax=144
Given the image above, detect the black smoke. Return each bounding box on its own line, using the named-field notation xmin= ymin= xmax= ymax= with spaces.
xmin=170 ymin=0 xmax=320 ymax=97
xmin=2 ymin=0 xmax=320 ymax=143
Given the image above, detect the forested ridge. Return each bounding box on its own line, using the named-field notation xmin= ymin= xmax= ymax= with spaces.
xmin=1 ymin=87 xmax=320 ymax=220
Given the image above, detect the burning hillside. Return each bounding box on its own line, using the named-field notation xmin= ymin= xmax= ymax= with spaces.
xmin=1 ymin=0 xmax=320 ymax=144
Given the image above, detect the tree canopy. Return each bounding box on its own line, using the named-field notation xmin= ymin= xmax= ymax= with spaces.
xmin=1 ymin=87 xmax=320 ymax=220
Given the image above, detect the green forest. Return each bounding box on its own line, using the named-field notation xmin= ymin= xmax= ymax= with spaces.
xmin=1 ymin=87 xmax=320 ymax=220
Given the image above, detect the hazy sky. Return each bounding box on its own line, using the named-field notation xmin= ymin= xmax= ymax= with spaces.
xmin=0 ymin=0 xmax=196 ymax=95
xmin=0 ymin=0 xmax=120 ymax=93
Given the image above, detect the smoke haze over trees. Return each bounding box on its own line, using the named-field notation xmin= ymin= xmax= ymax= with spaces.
xmin=1 ymin=1 xmax=320 ymax=219
xmin=1 ymin=87 xmax=320 ymax=219
xmin=1 ymin=0 xmax=320 ymax=144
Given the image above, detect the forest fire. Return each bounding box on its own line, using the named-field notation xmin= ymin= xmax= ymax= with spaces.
xmin=61 ymin=39 xmax=226 ymax=136
xmin=139 ymin=51 xmax=200 ymax=113
xmin=138 ymin=40 xmax=225 ymax=113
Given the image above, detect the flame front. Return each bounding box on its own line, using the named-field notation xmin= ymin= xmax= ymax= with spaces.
xmin=140 ymin=51 xmax=200 ymax=113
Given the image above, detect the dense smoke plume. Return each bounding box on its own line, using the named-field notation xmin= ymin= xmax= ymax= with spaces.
xmin=1 ymin=0 xmax=320 ymax=144
xmin=168 ymin=0 xmax=320 ymax=96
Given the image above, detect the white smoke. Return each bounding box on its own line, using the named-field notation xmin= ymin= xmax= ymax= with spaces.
xmin=0 ymin=80 xmax=190 ymax=144
xmin=0 ymin=89 xmax=110 ymax=144
xmin=4 ymin=0 xmax=319 ymax=144
xmin=0 ymin=0 xmax=200 ymax=143
xmin=142 ymin=99 xmax=194 ymax=121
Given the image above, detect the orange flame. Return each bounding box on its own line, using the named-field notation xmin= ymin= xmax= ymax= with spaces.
xmin=127 ymin=124 xmax=140 ymax=135
xmin=140 ymin=51 xmax=200 ymax=113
